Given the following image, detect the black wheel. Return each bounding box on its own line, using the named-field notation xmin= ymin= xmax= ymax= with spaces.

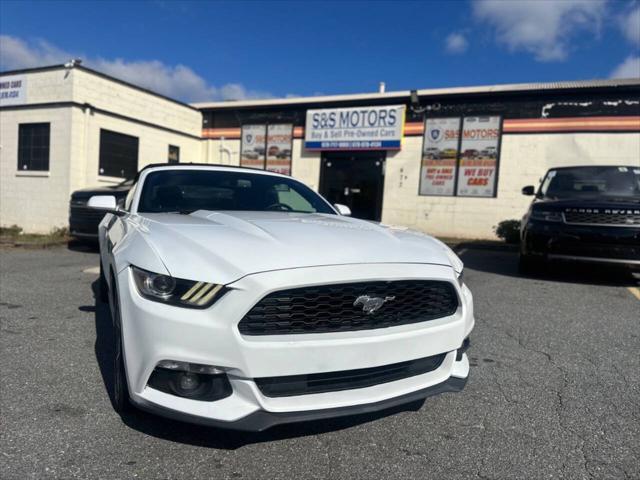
xmin=99 ymin=262 xmax=108 ymax=303
xmin=518 ymin=253 xmax=538 ymax=275
xmin=109 ymin=274 xmax=132 ymax=413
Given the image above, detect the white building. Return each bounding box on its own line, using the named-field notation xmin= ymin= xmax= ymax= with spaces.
xmin=1 ymin=63 xmax=639 ymax=238
xmin=0 ymin=64 xmax=201 ymax=232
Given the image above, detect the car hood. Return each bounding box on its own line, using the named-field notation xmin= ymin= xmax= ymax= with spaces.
xmin=131 ymin=211 xmax=457 ymax=284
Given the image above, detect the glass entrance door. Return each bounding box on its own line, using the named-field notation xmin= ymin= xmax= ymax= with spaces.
xmin=319 ymin=152 xmax=385 ymax=221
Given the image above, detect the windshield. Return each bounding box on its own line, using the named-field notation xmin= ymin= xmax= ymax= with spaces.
xmin=137 ymin=169 xmax=336 ymax=214
xmin=539 ymin=166 xmax=640 ymax=199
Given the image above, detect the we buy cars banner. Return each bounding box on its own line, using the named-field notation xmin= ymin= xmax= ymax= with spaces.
xmin=420 ymin=117 xmax=461 ymax=196
xmin=266 ymin=124 xmax=293 ymax=175
xmin=456 ymin=116 xmax=501 ymax=197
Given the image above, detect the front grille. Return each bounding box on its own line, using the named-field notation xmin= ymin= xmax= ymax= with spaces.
xmin=564 ymin=211 xmax=640 ymax=226
xmin=238 ymin=280 xmax=459 ymax=336
xmin=550 ymin=242 xmax=640 ymax=260
xmin=255 ymin=353 xmax=447 ymax=397
xmin=70 ymin=206 xmax=107 ymax=223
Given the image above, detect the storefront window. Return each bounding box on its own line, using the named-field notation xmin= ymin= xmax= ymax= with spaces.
xmin=18 ymin=123 xmax=50 ymax=171
xmin=241 ymin=123 xmax=293 ymax=174
xmin=168 ymin=145 xmax=180 ymax=164
xmin=99 ymin=129 xmax=139 ymax=178
xmin=419 ymin=118 xmax=460 ymax=196
xmin=266 ymin=124 xmax=293 ymax=175
xmin=455 ymin=116 xmax=501 ymax=197
xmin=419 ymin=116 xmax=502 ymax=198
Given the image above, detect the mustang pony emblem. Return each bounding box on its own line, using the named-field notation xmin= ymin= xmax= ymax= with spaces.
xmin=353 ymin=295 xmax=396 ymax=315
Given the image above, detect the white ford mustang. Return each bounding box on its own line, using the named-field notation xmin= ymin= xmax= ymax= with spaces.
xmin=89 ymin=164 xmax=474 ymax=431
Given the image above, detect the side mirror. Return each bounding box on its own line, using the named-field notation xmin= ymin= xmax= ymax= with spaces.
xmin=87 ymin=195 xmax=125 ymax=215
xmin=521 ymin=186 xmax=535 ymax=196
xmin=334 ymin=203 xmax=351 ymax=216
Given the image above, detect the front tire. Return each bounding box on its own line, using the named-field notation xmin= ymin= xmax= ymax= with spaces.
xmin=109 ymin=274 xmax=132 ymax=413
xmin=518 ymin=253 xmax=539 ymax=275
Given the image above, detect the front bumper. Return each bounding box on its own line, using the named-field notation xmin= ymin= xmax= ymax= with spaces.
xmin=134 ymin=374 xmax=468 ymax=432
xmin=117 ymin=263 xmax=475 ymax=430
xmin=522 ymin=220 xmax=640 ymax=270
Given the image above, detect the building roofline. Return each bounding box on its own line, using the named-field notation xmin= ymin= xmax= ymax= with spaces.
xmin=0 ymin=64 xmax=201 ymax=112
xmin=3 ymin=64 xmax=638 ymax=113
xmin=192 ymin=78 xmax=640 ymax=110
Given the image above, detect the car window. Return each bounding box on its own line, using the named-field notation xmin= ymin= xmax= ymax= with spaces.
xmin=137 ymin=170 xmax=335 ymax=214
xmin=540 ymin=167 xmax=640 ymax=198
xmin=273 ymin=183 xmax=316 ymax=212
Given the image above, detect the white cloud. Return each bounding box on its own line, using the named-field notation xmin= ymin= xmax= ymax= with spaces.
xmin=0 ymin=35 xmax=271 ymax=102
xmin=619 ymin=5 xmax=640 ymax=45
xmin=473 ymin=0 xmax=607 ymax=61
xmin=610 ymin=55 xmax=640 ymax=78
xmin=445 ymin=32 xmax=469 ymax=54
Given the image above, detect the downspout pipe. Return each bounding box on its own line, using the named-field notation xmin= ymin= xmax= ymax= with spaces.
xmin=219 ymin=137 xmax=232 ymax=164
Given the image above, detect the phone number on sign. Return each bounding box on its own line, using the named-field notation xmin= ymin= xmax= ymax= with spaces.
xmin=320 ymin=141 xmax=383 ymax=148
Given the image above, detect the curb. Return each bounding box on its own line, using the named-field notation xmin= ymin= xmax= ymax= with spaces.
xmin=443 ymin=241 xmax=519 ymax=253
xmin=0 ymin=239 xmax=69 ymax=249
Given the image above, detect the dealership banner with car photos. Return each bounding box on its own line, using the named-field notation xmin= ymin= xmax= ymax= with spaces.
xmin=456 ymin=116 xmax=501 ymax=197
xmin=241 ymin=125 xmax=267 ymax=168
xmin=266 ymin=124 xmax=293 ymax=175
xmin=420 ymin=118 xmax=461 ymax=196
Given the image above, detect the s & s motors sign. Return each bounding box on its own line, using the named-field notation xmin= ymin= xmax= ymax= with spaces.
xmin=305 ymin=105 xmax=405 ymax=150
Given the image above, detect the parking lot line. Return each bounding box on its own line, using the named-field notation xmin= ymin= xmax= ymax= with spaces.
xmin=628 ymin=287 xmax=640 ymax=301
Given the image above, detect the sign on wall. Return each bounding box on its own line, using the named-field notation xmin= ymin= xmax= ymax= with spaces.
xmin=455 ymin=116 xmax=501 ymax=197
xmin=0 ymin=75 xmax=27 ymax=106
xmin=266 ymin=124 xmax=293 ymax=175
xmin=419 ymin=117 xmax=461 ymax=196
xmin=240 ymin=124 xmax=267 ymax=168
xmin=304 ymin=105 xmax=405 ymax=150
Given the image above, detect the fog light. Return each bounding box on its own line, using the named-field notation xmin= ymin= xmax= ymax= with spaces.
xmin=178 ymin=372 xmax=200 ymax=392
xmin=147 ymin=360 xmax=232 ymax=401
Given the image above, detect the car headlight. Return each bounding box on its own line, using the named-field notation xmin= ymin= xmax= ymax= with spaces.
xmin=131 ymin=266 xmax=226 ymax=308
xmin=530 ymin=210 xmax=563 ymax=222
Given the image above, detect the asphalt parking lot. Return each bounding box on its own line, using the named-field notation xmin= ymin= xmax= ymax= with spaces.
xmin=1 ymin=245 xmax=639 ymax=480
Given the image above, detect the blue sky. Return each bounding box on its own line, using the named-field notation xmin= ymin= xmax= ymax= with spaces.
xmin=1 ymin=0 xmax=638 ymax=102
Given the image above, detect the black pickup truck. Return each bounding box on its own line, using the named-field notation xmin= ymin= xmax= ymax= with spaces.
xmin=519 ymin=166 xmax=640 ymax=273
xmin=69 ymin=179 xmax=133 ymax=241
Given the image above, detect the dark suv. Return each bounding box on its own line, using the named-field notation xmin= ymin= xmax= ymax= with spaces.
xmin=69 ymin=179 xmax=133 ymax=240
xmin=519 ymin=166 xmax=640 ymax=273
